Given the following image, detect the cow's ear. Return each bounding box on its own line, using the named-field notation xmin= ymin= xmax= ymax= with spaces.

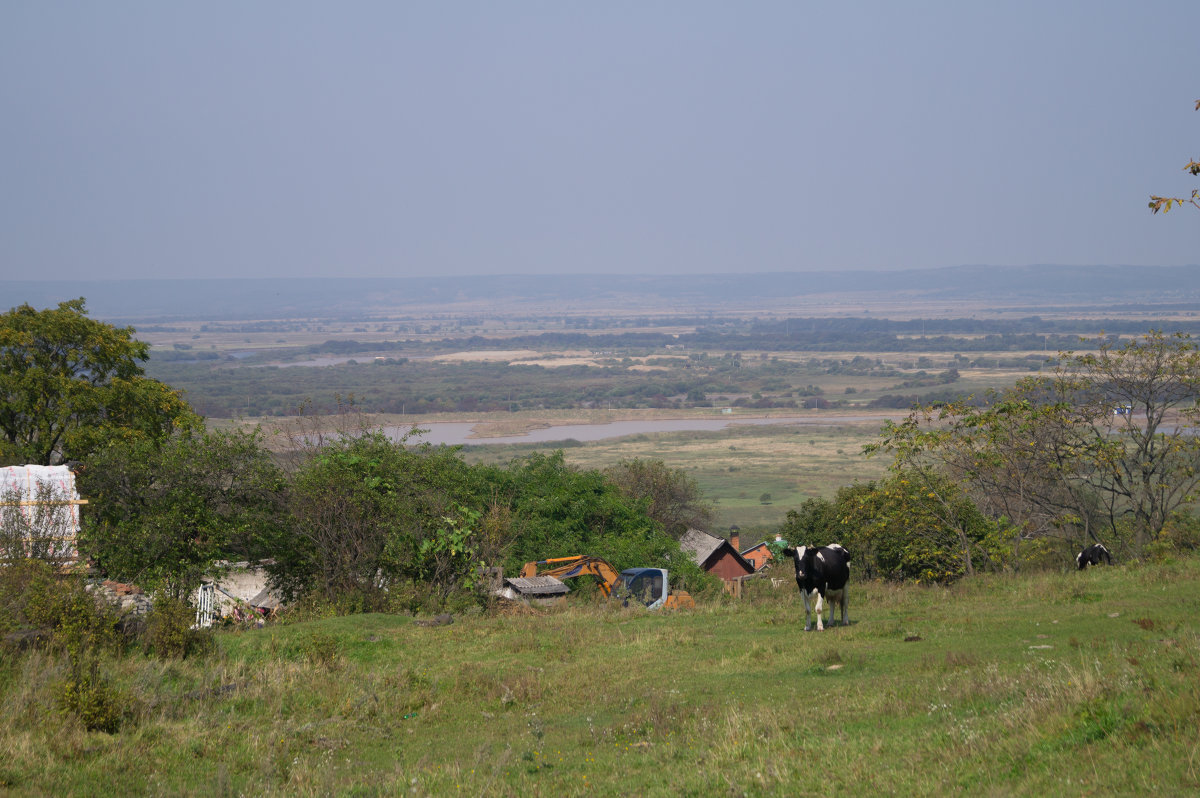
xmin=782 ymin=547 xmax=795 ymax=557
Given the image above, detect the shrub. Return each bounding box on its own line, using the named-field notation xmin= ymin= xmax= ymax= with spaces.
xmin=0 ymin=558 xmax=58 ymax=636
xmin=279 ymin=589 xmax=387 ymax=622
xmin=23 ymin=575 xmax=119 ymax=658
xmin=144 ymin=595 xmax=211 ymax=659
xmin=56 ymin=663 xmax=124 ymax=733
xmin=1146 ymin=512 xmax=1200 ymax=563
xmin=40 ymin=577 xmax=127 ymax=732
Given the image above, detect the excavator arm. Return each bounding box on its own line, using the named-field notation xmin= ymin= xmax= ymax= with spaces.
xmin=519 ymin=556 xmax=621 ymax=597
xmin=518 ymin=555 xmax=693 ymax=610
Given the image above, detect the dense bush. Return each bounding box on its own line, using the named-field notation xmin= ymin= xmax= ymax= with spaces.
xmin=269 ymin=432 xmax=506 ymax=609
xmin=0 ymin=558 xmax=58 ymax=636
xmin=19 ymin=573 xmax=127 ymax=732
xmin=779 ymin=477 xmax=998 ymax=584
xmin=79 ymin=427 xmax=286 ymax=600
xmin=144 ymin=595 xmax=211 ymax=659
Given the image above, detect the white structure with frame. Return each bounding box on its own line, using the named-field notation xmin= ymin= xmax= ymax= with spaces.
xmin=0 ymin=465 xmax=86 ymax=563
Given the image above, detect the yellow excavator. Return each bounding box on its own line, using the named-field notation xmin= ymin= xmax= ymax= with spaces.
xmin=519 ymin=555 xmax=695 ymax=610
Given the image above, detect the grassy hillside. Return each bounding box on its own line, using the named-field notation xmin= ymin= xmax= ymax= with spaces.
xmin=3 ymin=557 xmax=1198 ymax=795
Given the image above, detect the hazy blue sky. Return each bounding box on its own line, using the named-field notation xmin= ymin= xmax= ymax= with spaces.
xmin=2 ymin=2 xmax=1196 ymax=281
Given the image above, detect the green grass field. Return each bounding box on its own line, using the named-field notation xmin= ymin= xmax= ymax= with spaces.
xmin=3 ymin=557 xmax=1198 ymax=795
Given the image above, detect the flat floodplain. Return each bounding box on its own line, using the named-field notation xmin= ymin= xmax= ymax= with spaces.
xmin=3 ymin=557 xmax=1198 ymax=795
xmin=452 ymin=413 xmax=896 ymax=529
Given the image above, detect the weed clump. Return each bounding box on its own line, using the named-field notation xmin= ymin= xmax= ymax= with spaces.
xmin=0 ymin=559 xmax=59 ymax=638
xmin=13 ymin=572 xmax=131 ymax=732
xmin=144 ymin=595 xmax=212 ymax=659
xmin=300 ymin=631 xmax=341 ymax=670
xmin=55 ymin=662 xmax=124 ymax=734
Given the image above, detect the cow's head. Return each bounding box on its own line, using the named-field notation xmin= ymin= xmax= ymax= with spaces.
xmin=783 ymin=545 xmax=813 ymax=577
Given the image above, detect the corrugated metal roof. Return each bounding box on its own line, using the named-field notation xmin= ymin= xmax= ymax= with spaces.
xmin=503 ymin=576 xmax=570 ymax=595
xmin=679 ymin=528 xmax=724 ymax=565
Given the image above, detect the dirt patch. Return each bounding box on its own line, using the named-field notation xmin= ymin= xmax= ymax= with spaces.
xmin=510 ymin=357 xmax=605 ymax=368
xmin=432 ymin=349 xmax=542 ymax=363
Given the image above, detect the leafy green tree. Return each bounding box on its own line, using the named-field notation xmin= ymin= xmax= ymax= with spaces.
xmin=872 ymin=387 xmax=1108 ymax=568
xmin=275 ymin=435 xmax=408 ymax=605
xmin=833 ymin=476 xmax=996 ymax=583
xmin=603 ymin=457 xmax=714 ymax=538
xmin=409 ymin=504 xmax=489 ymax=601
xmin=0 ymin=298 xmax=194 ymax=465
xmin=780 ymin=496 xmax=840 ymax=548
xmin=78 ymin=427 xmax=285 ymax=600
xmin=502 ymin=452 xmax=704 ymax=586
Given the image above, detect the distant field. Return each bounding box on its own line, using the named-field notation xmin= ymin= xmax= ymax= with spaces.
xmin=144 ymin=295 xmax=1115 ymax=421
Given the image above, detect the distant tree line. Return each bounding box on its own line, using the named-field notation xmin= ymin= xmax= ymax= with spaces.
xmin=217 ymin=316 xmax=1200 ymax=361
xmin=146 ymin=353 xmax=997 ymax=418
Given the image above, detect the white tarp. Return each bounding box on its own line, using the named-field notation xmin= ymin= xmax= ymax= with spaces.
xmin=0 ymin=464 xmax=81 ymax=560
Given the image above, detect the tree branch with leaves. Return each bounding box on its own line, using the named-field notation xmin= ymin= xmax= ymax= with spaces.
xmin=1148 ymin=99 xmax=1200 ymax=214
xmin=869 ymin=331 xmax=1200 ymax=562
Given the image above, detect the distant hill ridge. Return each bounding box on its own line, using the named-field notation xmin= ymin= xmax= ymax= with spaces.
xmin=3 ymin=264 xmax=1199 ymax=321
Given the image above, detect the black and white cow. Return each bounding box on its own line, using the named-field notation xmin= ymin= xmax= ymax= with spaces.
xmin=783 ymin=544 xmax=851 ymax=631
xmin=1076 ymin=543 xmax=1113 ymax=570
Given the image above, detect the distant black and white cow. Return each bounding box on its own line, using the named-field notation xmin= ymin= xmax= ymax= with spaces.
xmin=783 ymin=544 xmax=851 ymax=631
xmin=1076 ymin=543 xmax=1113 ymax=570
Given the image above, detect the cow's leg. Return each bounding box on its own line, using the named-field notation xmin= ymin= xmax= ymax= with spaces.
xmin=813 ymin=590 xmax=825 ymax=631
xmin=801 ymin=588 xmax=813 ymax=631
xmin=840 ymin=586 xmax=849 ymax=626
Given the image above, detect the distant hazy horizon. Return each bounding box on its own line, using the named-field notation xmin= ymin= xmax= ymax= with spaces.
xmin=3 ymin=3 xmax=1197 ymax=282
xmin=5 ymin=265 xmax=1199 ymax=321
xmin=10 ymin=261 xmax=1197 ymax=283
